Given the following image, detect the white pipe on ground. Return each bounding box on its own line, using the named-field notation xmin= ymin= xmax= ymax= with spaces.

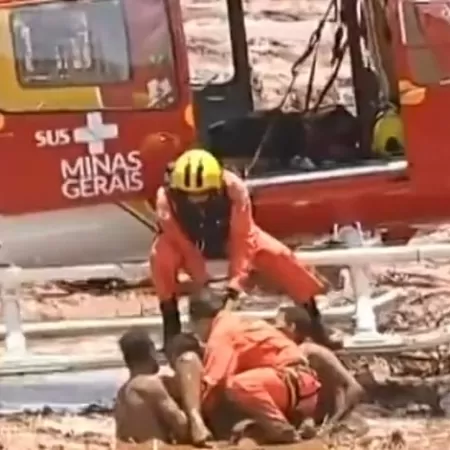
xmin=0 ymin=289 xmax=403 ymax=341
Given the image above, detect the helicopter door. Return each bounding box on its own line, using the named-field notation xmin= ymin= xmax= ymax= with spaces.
xmin=187 ymin=0 xmax=254 ymax=144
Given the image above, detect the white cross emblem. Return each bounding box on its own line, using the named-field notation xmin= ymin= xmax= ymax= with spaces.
xmin=73 ymin=112 xmax=118 ymax=156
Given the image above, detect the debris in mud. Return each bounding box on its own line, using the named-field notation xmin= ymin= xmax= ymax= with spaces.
xmin=2 ymin=413 xmax=450 ymax=449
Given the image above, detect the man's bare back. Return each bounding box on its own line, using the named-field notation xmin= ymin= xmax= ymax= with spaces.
xmin=115 ymin=375 xmax=169 ymax=443
xmin=115 ymin=329 xmax=188 ymax=445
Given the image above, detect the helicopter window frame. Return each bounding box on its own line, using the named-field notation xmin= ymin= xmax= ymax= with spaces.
xmin=10 ymin=0 xmax=131 ymax=88
xmin=2 ymin=0 xmax=180 ymax=112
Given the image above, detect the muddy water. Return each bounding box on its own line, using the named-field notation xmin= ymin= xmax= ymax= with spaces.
xmin=0 ymin=368 xmax=125 ymax=413
xmin=0 ymin=335 xmax=148 ymax=412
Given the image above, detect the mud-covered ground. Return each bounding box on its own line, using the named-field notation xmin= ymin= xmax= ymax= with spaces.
xmin=1 ymin=0 xmax=450 ymax=448
xmin=1 ymin=412 xmax=450 ymax=449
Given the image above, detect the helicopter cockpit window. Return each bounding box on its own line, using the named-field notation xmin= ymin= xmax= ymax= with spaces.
xmin=1 ymin=0 xmax=178 ymax=111
xmin=11 ymin=0 xmax=129 ymax=87
xmin=400 ymin=1 xmax=450 ymax=85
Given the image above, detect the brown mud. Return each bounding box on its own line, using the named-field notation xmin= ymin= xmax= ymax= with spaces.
xmin=2 ymin=412 xmax=450 ymax=449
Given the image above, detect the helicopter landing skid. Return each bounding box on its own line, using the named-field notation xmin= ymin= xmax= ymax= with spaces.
xmin=341 ymin=322 xmax=450 ymax=355
xmin=334 ymin=223 xmax=390 ymax=336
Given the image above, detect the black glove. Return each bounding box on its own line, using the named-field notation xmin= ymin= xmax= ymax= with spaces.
xmin=160 ymin=297 xmax=181 ymax=352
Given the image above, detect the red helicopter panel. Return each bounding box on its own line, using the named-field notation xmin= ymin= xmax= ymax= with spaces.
xmin=0 ymin=0 xmax=195 ymax=215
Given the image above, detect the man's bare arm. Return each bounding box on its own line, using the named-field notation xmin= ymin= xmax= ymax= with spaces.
xmin=300 ymin=342 xmax=364 ymax=425
xmin=141 ymin=378 xmax=189 ymax=442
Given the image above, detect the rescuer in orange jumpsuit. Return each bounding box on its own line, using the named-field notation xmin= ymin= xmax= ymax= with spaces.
xmin=150 ymin=148 xmax=331 ymax=350
xmin=187 ymin=291 xmax=322 ymax=444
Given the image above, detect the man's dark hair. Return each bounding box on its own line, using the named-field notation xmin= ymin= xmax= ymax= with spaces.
xmin=188 ymin=287 xmax=224 ymax=321
xmin=165 ymin=332 xmax=203 ymax=360
xmin=280 ymin=305 xmax=314 ymax=337
xmin=118 ymin=327 xmax=158 ymax=367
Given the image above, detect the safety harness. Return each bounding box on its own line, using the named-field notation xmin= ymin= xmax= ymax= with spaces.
xmin=167 ymin=187 xmax=232 ymax=259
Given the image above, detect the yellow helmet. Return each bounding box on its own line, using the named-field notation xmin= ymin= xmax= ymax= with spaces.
xmin=372 ymin=106 xmax=405 ymax=156
xmin=170 ymin=149 xmax=222 ymax=193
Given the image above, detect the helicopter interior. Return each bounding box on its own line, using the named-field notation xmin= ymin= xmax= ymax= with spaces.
xmin=189 ymin=0 xmax=407 ymax=181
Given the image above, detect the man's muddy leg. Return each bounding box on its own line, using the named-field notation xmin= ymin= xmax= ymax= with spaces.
xmin=173 ymin=351 xmax=212 ymax=445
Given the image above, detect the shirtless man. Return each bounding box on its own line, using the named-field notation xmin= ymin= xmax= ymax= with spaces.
xmin=275 ymin=306 xmax=364 ymax=428
xmin=114 ymin=328 xmax=188 ymax=444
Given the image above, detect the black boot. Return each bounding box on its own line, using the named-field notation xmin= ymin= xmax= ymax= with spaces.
xmin=305 ymin=298 xmax=343 ymax=350
xmin=160 ymin=297 xmax=181 ymax=353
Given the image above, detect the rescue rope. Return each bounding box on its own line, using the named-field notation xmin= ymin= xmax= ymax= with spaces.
xmin=243 ymin=0 xmax=340 ymax=178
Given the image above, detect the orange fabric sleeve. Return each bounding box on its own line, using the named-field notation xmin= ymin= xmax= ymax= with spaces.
xmin=201 ymin=323 xmax=239 ymax=410
xmin=155 ymin=187 xmax=208 ymax=285
xmin=224 ymin=171 xmax=256 ymax=292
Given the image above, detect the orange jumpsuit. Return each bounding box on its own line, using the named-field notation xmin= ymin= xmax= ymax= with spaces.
xmin=201 ymin=311 xmax=321 ymax=427
xmin=150 ymin=169 xmax=324 ymax=303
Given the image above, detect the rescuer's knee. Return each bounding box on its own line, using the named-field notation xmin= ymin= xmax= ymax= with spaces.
xmin=150 ymin=235 xmax=181 ymax=271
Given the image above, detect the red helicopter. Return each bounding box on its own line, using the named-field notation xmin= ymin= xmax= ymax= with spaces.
xmin=0 ymin=0 xmax=446 ymax=268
